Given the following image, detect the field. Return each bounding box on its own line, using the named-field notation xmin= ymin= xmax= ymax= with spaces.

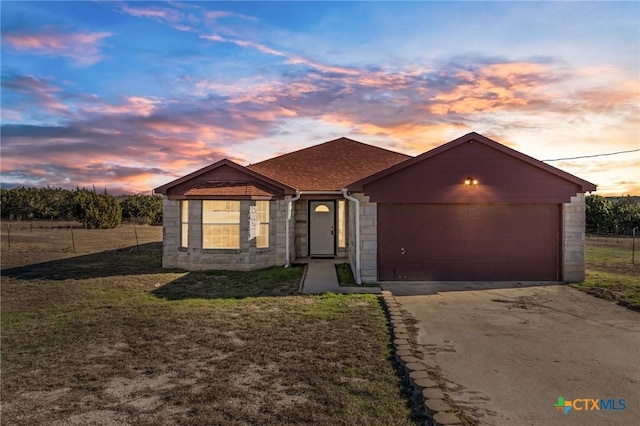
xmin=1 ymin=223 xmax=418 ymax=425
xmin=572 ymin=236 xmax=640 ymax=311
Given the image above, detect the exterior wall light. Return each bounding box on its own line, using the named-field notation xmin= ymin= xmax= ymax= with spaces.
xmin=464 ymin=177 xmax=479 ymax=186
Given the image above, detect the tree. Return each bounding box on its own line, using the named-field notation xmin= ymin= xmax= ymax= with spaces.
xmin=120 ymin=194 xmax=163 ymax=225
xmin=72 ymin=188 xmax=122 ymax=229
xmin=611 ymin=196 xmax=640 ymax=235
xmin=585 ymin=195 xmax=614 ymax=234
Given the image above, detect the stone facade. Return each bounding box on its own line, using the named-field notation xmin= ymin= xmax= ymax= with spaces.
xmin=162 ymin=197 xmax=287 ymax=271
xmin=294 ymin=200 xmax=308 ymax=258
xmin=165 ymin=193 xmax=586 ymax=282
xmin=161 ymin=197 xmax=180 ymax=268
xmin=359 ymin=194 xmax=378 ymax=283
xmin=347 ymin=193 xmax=378 ymax=284
xmin=562 ymin=193 xmax=587 ymax=282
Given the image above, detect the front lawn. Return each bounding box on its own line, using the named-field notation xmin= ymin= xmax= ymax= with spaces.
xmin=0 ymin=225 xmax=418 ymax=425
xmin=571 ymin=237 xmax=640 ymax=311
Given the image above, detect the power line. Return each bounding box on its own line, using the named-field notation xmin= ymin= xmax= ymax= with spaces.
xmin=543 ymin=148 xmax=640 ymax=162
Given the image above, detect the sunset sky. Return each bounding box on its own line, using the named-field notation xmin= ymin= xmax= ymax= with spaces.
xmin=1 ymin=1 xmax=638 ymax=195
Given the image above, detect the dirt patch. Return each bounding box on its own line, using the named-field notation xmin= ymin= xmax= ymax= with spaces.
xmin=490 ymin=295 xmax=548 ymax=310
xmin=1 ymin=227 xmax=417 ymax=425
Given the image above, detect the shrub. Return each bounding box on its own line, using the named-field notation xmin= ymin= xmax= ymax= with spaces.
xmin=120 ymin=194 xmax=163 ymax=225
xmin=72 ymin=188 xmax=122 ymax=229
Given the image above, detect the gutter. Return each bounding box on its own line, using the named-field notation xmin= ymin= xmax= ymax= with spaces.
xmin=342 ymin=188 xmax=362 ymax=285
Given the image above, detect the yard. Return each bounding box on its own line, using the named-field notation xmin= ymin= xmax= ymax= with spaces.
xmin=2 ymin=224 xmax=637 ymax=425
xmin=1 ymin=224 xmax=418 ymax=425
xmin=572 ymin=236 xmax=640 ymax=311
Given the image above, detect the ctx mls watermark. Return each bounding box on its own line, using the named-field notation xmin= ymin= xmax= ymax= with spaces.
xmin=554 ymin=396 xmax=626 ymax=414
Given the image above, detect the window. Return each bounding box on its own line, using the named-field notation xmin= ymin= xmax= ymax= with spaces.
xmin=314 ymin=204 xmax=330 ymax=212
xmin=338 ymin=200 xmax=346 ymax=248
xmin=202 ymin=201 xmax=240 ymax=249
xmin=180 ymin=200 xmax=189 ymax=248
xmin=256 ymin=201 xmax=270 ymax=248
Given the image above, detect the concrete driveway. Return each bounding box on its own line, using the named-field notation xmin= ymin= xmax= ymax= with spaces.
xmin=383 ymin=283 xmax=639 ymax=426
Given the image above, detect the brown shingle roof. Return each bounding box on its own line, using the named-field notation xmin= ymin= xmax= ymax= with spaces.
xmin=247 ymin=137 xmax=411 ymax=191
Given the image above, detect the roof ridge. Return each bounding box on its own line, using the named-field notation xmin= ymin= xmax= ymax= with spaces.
xmin=247 ymin=136 xmax=410 ymax=167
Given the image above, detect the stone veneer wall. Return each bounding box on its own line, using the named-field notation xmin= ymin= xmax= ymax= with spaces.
xmin=346 ymin=193 xmax=378 ymax=284
xmin=562 ymin=193 xmax=587 ymax=282
xmin=161 ymin=196 xmax=287 ymax=271
xmin=294 ymin=200 xmax=308 ymax=258
xmin=162 ymin=196 xmax=180 ymax=268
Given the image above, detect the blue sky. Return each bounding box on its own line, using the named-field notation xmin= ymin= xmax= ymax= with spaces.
xmin=1 ymin=1 xmax=638 ymax=194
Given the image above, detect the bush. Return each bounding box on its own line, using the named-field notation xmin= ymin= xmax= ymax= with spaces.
xmin=72 ymin=188 xmax=122 ymax=229
xmin=0 ymin=187 xmax=75 ymax=221
xmin=120 ymin=194 xmax=163 ymax=225
xmin=0 ymin=187 xmax=163 ymax=228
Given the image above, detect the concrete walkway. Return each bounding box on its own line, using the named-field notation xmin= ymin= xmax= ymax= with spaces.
xmin=300 ymin=259 xmax=381 ymax=294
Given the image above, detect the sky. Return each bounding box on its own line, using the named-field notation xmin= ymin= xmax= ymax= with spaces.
xmin=1 ymin=1 xmax=639 ymax=196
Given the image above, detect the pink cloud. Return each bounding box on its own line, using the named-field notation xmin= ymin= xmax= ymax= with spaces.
xmin=82 ymin=96 xmax=160 ymax=117
xmin=3 ymin=30 xmax=111 ymax=65
xmin=429 ymin=62 xmax=551 ymax=115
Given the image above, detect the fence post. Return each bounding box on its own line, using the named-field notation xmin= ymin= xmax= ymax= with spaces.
xmin=633 ymin=227 xmax=637 ymax=265
xmin=133 ymin=224 xmax=140 ymax=252
xmin=70 ymin=227 xmax=76 ymax=253
xmin=6 ymin=223 xmax=10 ymax=251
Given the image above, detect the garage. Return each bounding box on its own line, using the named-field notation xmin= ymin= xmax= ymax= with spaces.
xmin=378 ymin=203 xmax=561 ymax=281
xmin=347 ymin=132 xmax=597 ymax=283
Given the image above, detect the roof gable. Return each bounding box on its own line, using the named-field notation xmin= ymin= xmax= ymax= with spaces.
xmin=248 ymin=137 xmax=411 ymax=191
xmin=154 ymin=159 xmax=296 ymax=198
xmin=348 ymin=132 xmax=597 ymax=204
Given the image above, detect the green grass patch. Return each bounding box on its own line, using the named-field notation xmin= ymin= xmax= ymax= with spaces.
xmin=153 ymin=265 xmax=304 ymax=299
xmin=335 ymin=263 xmax=379 ymax=287
xmin=336 ymin=262 xmax=356 ymax=286
xmin=571 ymin=237 xmax=640 ymax=312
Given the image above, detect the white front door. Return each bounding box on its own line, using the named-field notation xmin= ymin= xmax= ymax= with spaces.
xmin=309 ymin=201 xmax=335 ymax=256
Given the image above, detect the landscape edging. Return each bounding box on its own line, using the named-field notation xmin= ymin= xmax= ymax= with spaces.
xmin=380 ymin=290 xmax=464 ymax=426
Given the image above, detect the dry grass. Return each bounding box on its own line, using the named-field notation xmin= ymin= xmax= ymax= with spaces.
xmin=571 ymin=237 xmax=640 ymax=311
xmin=1 ymin=223 xmax=418 ymax=425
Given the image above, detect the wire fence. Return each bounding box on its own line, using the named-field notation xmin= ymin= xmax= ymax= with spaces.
xmin=587 ymin=232 xmax=639 ymax=265
xmin=1 ymin=220 xmax=162 ymax=254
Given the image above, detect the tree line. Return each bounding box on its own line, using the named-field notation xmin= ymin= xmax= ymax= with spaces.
xmin=586 ymin=195 xmax=640 ymax=235
xmin=0 ymin=187 xmax=162 ymax=229
xmin=1 ymin=188 xmax=638 ymax=234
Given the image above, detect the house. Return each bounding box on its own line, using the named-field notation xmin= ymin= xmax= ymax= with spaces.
xmin=154 ymin=132 xmax=596 ymax=283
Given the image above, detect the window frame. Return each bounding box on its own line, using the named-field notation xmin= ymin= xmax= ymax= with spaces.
xmin=180 ymin=200 xmax=189 ymax=248
xmin=338 ymin=200 xmax=346 ymax=249
xmin=202 ymin=200 xmax=241 ymax=250
xmin=255 ymin=200 xmax=270 ymax=249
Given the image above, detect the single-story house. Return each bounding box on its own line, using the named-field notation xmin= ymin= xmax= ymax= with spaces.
xmin=154 ymin=132 xmax=596 ymax=283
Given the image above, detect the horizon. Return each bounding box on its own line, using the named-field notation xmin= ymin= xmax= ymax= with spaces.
xmin=1 ymin=1 xmax=638 ymax=196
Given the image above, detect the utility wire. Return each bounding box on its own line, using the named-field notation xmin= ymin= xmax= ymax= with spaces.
xmin=543 ymin=148 xmax=640 ymax=162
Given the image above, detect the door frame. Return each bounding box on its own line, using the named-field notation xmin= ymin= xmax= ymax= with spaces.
xmin=307 ymin=200 xmax=337 ymax=256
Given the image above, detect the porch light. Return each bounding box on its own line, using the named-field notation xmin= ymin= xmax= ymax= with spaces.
xmin=464 ymin=177 xmax=479 ymax=186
